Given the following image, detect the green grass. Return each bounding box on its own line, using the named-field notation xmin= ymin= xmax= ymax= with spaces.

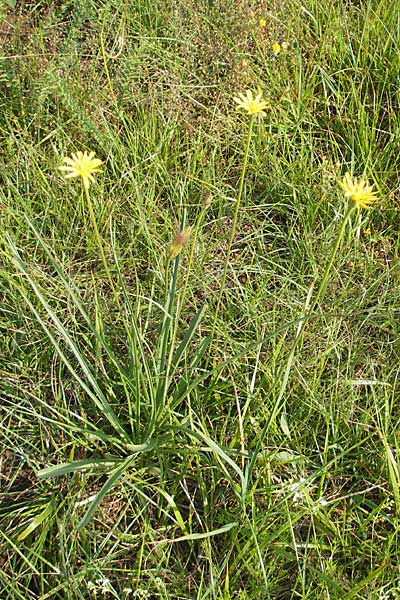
xmin=1 ymin=0 xmax=400 ymax=598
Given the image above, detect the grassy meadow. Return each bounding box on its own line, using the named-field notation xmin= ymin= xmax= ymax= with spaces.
xmin=1 ymin=0 xmax=400 ymax=598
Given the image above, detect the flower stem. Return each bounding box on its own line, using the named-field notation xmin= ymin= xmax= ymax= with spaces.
xmin=179 ymin=205 xmax=208 ymax=316
xmin=309 ymin=203 xmax=354 ymax=314
xmin=84 ymin=186 xmax=117 ymax=298
xmin=211 ymin=117 xmax=255 ymax=338
xmin=242 ymin=202 xmax=356 ymax=498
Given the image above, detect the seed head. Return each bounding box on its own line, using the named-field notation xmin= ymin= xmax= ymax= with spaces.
xmin=203 ymin=192 xmax=212 ymax=209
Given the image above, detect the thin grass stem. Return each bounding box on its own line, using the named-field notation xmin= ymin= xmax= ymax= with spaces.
xmin=210 ymin=117 xmax=255 ymax=340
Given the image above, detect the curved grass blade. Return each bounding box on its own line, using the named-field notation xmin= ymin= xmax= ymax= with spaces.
xmin=37 ymin=458 xmax=121 ymax=479
xmin=4 ymin=233 xmax=130 ymax=444
xmin=77 ymin=454 xmax=136 ymax=530
xmin=16 ymin=499 xmax=56 ymax=542
xmin=154 ymin=521 xmax=238 ymax=545
xmin=170 ymin=302 xmax=207 ymax=370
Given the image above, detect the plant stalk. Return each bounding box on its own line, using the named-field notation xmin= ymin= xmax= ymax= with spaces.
xmin=211 ymin=117 xmax=255 ymax=339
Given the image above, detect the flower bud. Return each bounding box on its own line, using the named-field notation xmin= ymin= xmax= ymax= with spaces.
xmin=203 ymin=192 xmax=212 ymax=209
xmin=167 ymin=226 xmax=191 ymax=260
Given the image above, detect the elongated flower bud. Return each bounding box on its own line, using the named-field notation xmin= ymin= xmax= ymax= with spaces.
xmin=203 ymin=192 xmax=212 ymax=209
xmin=167 ymin=226 xmax=191 ymax=260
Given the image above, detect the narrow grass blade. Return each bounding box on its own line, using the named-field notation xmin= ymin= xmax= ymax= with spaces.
xmin=37 ymin=459 xmax=120 ymax=479
xmin=16 ymin=499 xmax=55 ymax=542
xmin=170 ymin=303 xmax=207 ymax=369
xmin=4 ymin=233 xmax=130 ymax=443
xmin=155 ymin=521 xmax=238 ymax=544
xmin=185 ymin=425 xmax=244 ymax=489
xmin=77 ymin=455 xmax=135 ymax=530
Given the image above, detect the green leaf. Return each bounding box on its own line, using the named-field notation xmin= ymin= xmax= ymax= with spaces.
xmin=171 ymin=303 xmax=207 ymax=369
xmin=77 ymin=455 xmax=135 ymax=530
xmin=16 ymin=500 xmax=55 ymax=542
xmin=37 ymin=458 xmax=120 ymax=479
xmin=156 ymin=521 xmax=238 ymax=544
xmin=4 ymin=232 xmax=130 ymax=444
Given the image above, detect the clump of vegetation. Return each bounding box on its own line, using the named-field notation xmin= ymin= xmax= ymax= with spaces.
xmin=1 ymin=1 xmax=400 ymax=599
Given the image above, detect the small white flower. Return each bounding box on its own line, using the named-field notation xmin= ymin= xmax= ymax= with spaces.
xmin=289 ymin=478 xmax=307 ymax=503
xmin=132 ymin=591 xmax=150 ymax=599
xmin=93 ymin=578 xmax=111 ymax=596
xmin=87 ymin=581 xmax=97 ymax=596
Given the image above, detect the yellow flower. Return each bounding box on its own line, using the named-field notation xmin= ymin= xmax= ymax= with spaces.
xmin=272 ymin=42 xmax=281 ymax=54
xmin=167 ymin=226 xmax=191 ymax=260
xmin=338 ymin=172 xmax=378 ymax=209
xmin=59 ymin=150 xmax=103 ymax=189
xmin=259 ymin=17 xmax=267 ymax=29
xmin=233 ymin=90 xmax=270 ymax=116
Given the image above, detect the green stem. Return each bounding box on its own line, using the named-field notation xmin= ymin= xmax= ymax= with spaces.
xmin=84 ymin=186 xmax=117 ymax=300
xmin=158 ymin=255 xmax=180 ymax=388
xmin=179 ymin=205 xmax=207 ymax=317
xmin=99 ymin=29 xmax=117 ymax=106
xmin=242 ymin=201 xmax=355 ymax=499
xmin=309 ymin=203 xmax=354 ymax=313
xmin=211 ymin=117 xmax=255 ymax=338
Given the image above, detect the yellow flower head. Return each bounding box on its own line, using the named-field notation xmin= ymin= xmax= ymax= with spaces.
xmin=259 ymin=17 xmax=267 ymax=29
xmin=272 ymin=42 xmax=281 ymax=55
xmin=233 ymin=89 xmax=270 ymax=116
xmin=59 ymin=150 xmax=103 ymax=189
xmin=338 ymin=172 xmax=378 ymax=209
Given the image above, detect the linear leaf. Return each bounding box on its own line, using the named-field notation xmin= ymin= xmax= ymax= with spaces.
xmin=77 ymin=455 xmax=135 ymax=530
xmin=37 ymin=459 xmax=120 ymax=479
